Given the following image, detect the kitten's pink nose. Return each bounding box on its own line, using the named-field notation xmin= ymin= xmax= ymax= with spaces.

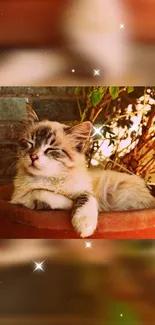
xmin=30 ymin=154 xmax=38 ymax=162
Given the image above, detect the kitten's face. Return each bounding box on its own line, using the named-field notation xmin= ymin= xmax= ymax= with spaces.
xmin=18 ymin=120 xmax=92 ymax=177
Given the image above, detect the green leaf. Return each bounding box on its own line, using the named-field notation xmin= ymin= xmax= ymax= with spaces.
xmin=126 ymin=86 xmax=134 ymax=93
xmin=91 ymin=89 xmax=103 ymax=106
xmin=107 ymin=301 xmax=140 ymax=325
xmin=108 ymin=138 xmax=115 ymax=146
xmin=100 ymin=86 xmax=108 ymax=96
xmin=75 ymin=87 xmax=81 ymax=95
xmin=102 ymin=126 xmax=109 ymax=137
xmin=108 ymin=129 xmax=115 ymax=135
xmin=109 ymin=86 xmax=120 ymax=99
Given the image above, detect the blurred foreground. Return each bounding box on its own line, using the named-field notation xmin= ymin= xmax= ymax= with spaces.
xmin=0 ymin=239 xmax=155 ymax=324
xmin=0 ymin=0 xmax=155 ymax=85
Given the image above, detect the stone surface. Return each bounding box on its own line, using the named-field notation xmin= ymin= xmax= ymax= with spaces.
xmin=0 ymin=98 xmax=26 ymax=120
xmin=31 ymin=99 xmax=80 ymax=121
xmin=0 ymin=87 xmax=75 ymax=97
xmin=0 ymin=121 xmax=23 ymax=140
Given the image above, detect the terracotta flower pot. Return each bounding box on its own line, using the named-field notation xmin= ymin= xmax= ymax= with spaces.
xmin=0 ymin=184 xmax=155 ymax=239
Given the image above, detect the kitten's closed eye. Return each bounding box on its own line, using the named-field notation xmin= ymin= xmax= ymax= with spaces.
xmin=19 ymin=140 xmax=33 ymax=150
xmin=44 ymin=148 xmax=57 ymax=154
xmin=44 ymin=148 xmax=71 ymax=160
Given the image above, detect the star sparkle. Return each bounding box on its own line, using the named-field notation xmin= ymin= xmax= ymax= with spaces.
xmin=92 ymin=126 xmax=103 ymax=137
xmin=120 ymin=314 xmax=123 ymax=317
xmin=85 ymin=241 xmax=92 ymax=248
xmin=72 ymin=69 xmax=75 ymax=73
xmin=34 ymin=261 xmax=44 ymax=272
xmin=93 ymin=69 xmax=100 ymax=76
xmin=120 ymin=24 xmax=124 ymax=29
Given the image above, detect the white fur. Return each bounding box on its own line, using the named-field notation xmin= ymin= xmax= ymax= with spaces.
xmin=11 ymin=167 xmax=155 ymax=237
xmin=11 ymin=190 xmax=73 ymax=210
xmin=71 ymin=195 xmax=98 ymax=237
xmin=90 ymin=169 xmax=155 ymax=211
xmin=11 ymin=120 xmax=155 ymax=238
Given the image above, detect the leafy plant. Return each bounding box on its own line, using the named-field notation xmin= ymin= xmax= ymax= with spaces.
xmin=75 ymin=86 xmax=155 ymax=180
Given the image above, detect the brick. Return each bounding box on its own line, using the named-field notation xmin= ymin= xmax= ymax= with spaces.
xmin=0 ymin=121 xmax=23 ymax=140
xmin=0 ymin=98 xmax=26 ymax=120
xmin=0 ymin=87 xmax=75 ymax=97
xmin=0 ymin=141 xmax=18 ymax=183
xmin=31 ymin=99 xmax=80 ymax=122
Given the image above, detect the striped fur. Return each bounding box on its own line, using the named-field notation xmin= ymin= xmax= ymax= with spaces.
xmin=10 ymin=108 xmax=155 ymax=237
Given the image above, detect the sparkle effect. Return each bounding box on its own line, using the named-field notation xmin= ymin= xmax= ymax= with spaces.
xmin=72 ymin=69 xmax=75 ymax=73
xmin=92 ymin=126 xmax=103 ymax=137
xmin=120 ymin=314 xmax=123 ymax=317
xmin=85 ymin=241 xmax=92 ymax=248
xmin=120 ymin=24 xmax=124 ymax=29
xmin=93 ymin=69 xmax=100 ymax=76
xmin=34 ymin=261 xmax=44 ymax=272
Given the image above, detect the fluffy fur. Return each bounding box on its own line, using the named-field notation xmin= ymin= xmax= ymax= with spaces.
xmin=10 ymin=106 xmax=155 ymax=237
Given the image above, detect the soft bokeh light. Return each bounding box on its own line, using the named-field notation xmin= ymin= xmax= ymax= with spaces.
xmin=0 ymin=239 xmax=155 ymax=324
xmin=91 ymin=92 xmax=154 ymax=174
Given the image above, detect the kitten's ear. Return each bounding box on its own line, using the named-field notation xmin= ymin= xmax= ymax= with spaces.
xmin=25 ymin=103 xmax=39 ymax=123
xmin=65 ymin=121 xmax=92 ymax=152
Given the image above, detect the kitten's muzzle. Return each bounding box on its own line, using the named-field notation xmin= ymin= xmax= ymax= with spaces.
xmin=30 ymin=154 xmax=39 ymax=162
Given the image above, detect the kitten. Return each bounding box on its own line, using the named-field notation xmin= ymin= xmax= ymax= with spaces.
xmin=10 ymin=106 xmax=155 ymax=238
xmin=11 ymin=106 xmax=98 ymax=238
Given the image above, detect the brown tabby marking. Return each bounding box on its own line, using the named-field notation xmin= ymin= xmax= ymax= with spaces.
xmin=10 ymin=105 xmax=155 ymax=238
xmin=72 ymin=192 xmax=90 ymax=216
xmin=33 ymin=200 xmax=52 ymax=210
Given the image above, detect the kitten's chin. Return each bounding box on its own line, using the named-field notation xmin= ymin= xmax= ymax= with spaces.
xmin=26 ymin=165 xmax=64 ymax=177
xmin=27 ymin=165 xmax=42 ymax=175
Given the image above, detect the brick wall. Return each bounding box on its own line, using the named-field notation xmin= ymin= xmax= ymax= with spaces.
xmin=0 ymin=87 xmax=154 ymax=186
xmin=0 ymin=87 xmax=81 ymax=185
xmin=0 ymin=86 xmax=80 ymax=120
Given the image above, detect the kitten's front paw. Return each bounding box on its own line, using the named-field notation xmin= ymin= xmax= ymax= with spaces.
xmin=72 ymin=213 xmax=98 ymax=238
xmin=71 ymin=196 xmax=98 ymax=237
xmin=10 ymin=198 xmax=35 ymax=210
